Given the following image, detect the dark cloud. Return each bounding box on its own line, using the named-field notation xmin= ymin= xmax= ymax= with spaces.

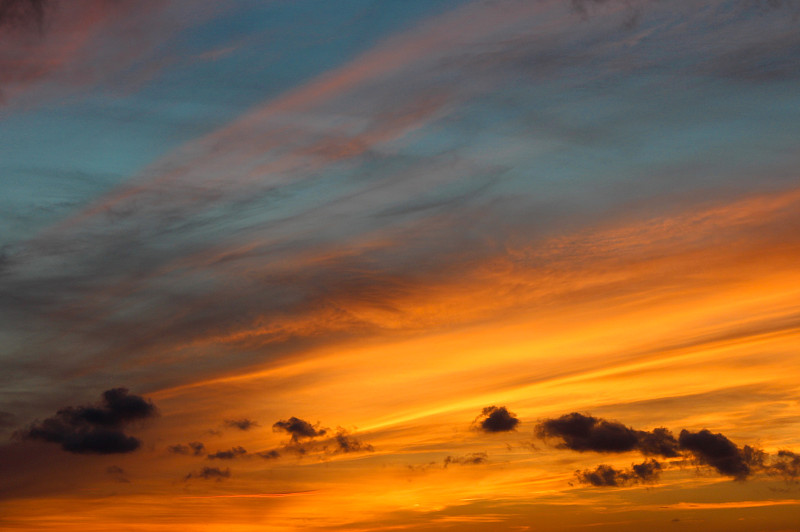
xmin=637 ymin=427 xmax=681 ymax=458
xmin=543 ymin=412 xmax=800 ymax=483
xmin=331 ymin=431 xmax=375 ymax=454
xmin=536 ymin=413 xmax=678 ymax=456
xmin=189 ymin=441 xmax=205 ymax=455
xmin=258 ymin=449 xmax=280 ymax=460
xmin=168 ymin=441 xmax=206 ymax=456
xmin=443 ymin=452 xmax=488 ymax=468
xmin=16 ymin=388 xmax=157 ymax=454
xmin=263 ymin=425 xmax=374 ymax=458
xmin=767 ymin=450 xmax=800 ymax=482
xmin=184 ymin=466 xmax=230 ymax=481
xmin=678 ymin=429 xmax=759 ymax=480
xmin=575 ymin=458 xmax=662 ymax=487
xmin=273 ymin=417 xmax=326 ymax=441
xmin=207 ymin=446 xmax=247 ymax=460
xmin=224 ymin=418 xmax=258 ymax=431
xmin=0 ymin=0 xmax=50 ymax=32
xmin=476 ymin=406 xmax=520 ymax=433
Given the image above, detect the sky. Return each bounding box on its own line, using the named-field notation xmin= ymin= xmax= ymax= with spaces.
xmin=1 ymin=0 xmax=800 ymax=530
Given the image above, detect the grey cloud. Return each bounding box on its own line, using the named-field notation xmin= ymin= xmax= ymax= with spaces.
xmin=168 ymin=441 xmax=206 ymax=456
xmin=224 ymin=418 xmax=258 ymax=431
xmin=16 ymin=388 xmax=157 ymax=454
xmin=332 ymin=432 xmax=374 ymax=454
xmin=443 ymin=452 xmax=488 ymax=468
xmin=207 ymin=446 xmax=247 ymax=460
xmin=476 ymin=406 xmax=520 ymax=433
xmin=273 ymin=417 xmax=326 ymax=442
xmin=257 ymin=449 xmax=280 ymax=460
xmin=184 ymin=466 xmax=230 ymax=481
xmin=678 ymin=429 xmax=762 ymax=480
xmin=536 ymin=412 xmax=679 ymax=457
xmin=575 ymin=458 xmax=662 ymax=487
xmin=767 ymin=450 xmax=800 ymax=482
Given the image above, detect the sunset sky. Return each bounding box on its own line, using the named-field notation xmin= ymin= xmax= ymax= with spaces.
xmin=2 ymin=1 xmax=800 ymax=530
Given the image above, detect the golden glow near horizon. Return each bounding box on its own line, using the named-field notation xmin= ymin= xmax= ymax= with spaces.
xmin=6 ymin=184 xmax=800 ymax=530
xmin=2 ymin=1 xmax=800 ymax=531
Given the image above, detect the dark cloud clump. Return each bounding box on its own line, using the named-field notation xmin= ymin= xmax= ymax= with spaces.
xmin=575 ymin=458 xmax=662 ymax=487
xmin=258 ymin=449 xmax=280 ymax=460
xmin=536 ymin=413 xmax=678 ymax=456
xmin=333 ymin=432 xmax=374 ymax=454
xmin=273 ymin=417 xmax=326 ymax=441
xmin=17 ymin=388 xmax=157 ymax=454
xmin=169 ymin=441 xmax=206 ymax=456
xmin=0 ymin=0 xmax=50 ymax=31
xmin=443 ymin=452 xmax=488 ymax=468
xmin=768 ymin=450 xmax=800 ymax=482
xmin=207 ymin=446 xmax=247 ymax=460
xmin=678 ymin=429 xmax=760 ymax=479
xmin=185 ymin=466 xmax=230 ymax=481
xmin=224 ymin=418 xmax=258 ymax=431
xmin=477 ymin=406 xmax=520 ymax=433
xmin=637 ymin=427 xmax=681 ymax=458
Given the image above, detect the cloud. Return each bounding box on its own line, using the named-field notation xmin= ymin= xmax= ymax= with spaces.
xmin=476 ymin=406 xmax=520 ymax=433
xmin=443 ymin=452 xmax=488 ymax=468
xmin=678 ymin=429 xmax=762 ymax=480
xmin=535 ymin=413 xmax=679 ymax=456
xmin=541 ymin=413 xmax=800 ymax=483
xmin=767 ymin=450 xmax=800 ymax=483
xmin=332 ymin=431 xmax=374 ymax=454
xmin=16 ymin=388 xmax=157 ymax=454
xmin=184 ymin=466 xmax=230 ymax=481
xmin=273 ymin=417 xmax=326 ymax=442
xmin=263 ymin=424 xmax=374 ymax=458
xmin=575 ymin=458 xmax=662 ymax=487
xmin=207 ymin=446 xmax=247 ymax=460
xmin=224 ymin=418 xmax=258 ymax=431
xmin=106 ymin=465 xmax=130 ymax=483
xmin=168 ymin=441 xmax=206 ymax=456
xmin=0 ymin=0 xmax=50 ymax=32
xmin=258 ymin=449 xmax=280 ymax=460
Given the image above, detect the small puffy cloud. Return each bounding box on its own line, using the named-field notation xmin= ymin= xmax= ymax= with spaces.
xmin=224 ymin=418 xmax=258 ymax=431
xmin=184 ymin=466 xmax=230 ymax=481
xmin=332 ymin=431 xmax=374 ymax=454
xmin=273 ymin=417 xmax=326 ymax=441
xmin=476 ymin=406 xmax=520 ymax=433
xmin=16 ymin=388 xmax=157 ymax=454
xmin=263 ymin=421 xmax=374 ymax=458
xmin=575 ymin=459 xmax=662 ymax=487
xmin=678 ymin=429 xmax=761 ymax=480
xmin=207 ymin=446 xmax=247 ymax=460
xmin=258 ymin=449 xmax=280 ymax=460
xmin=443 ymin=452 xmax=488 ymax=468
xmin=169 ymin=441 xmax=206 ymax=456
